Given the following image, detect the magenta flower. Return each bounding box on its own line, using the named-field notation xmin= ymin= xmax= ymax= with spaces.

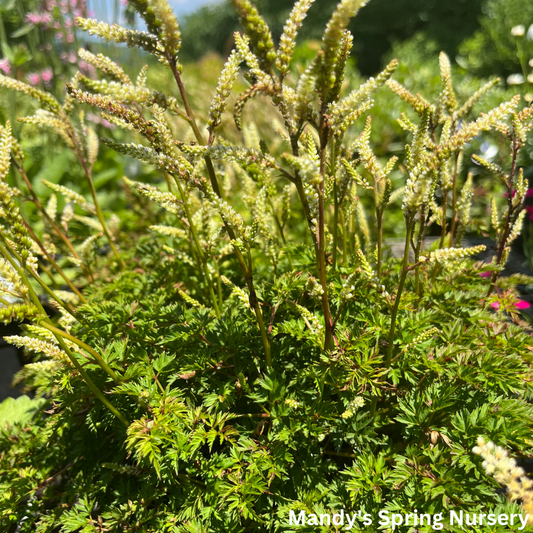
xmin=0 ymin=58 xmax=10 ymax=75
xmin=41 ymin=67 xmax=53 ymax=84
xmin=527 ymin=188 xmax=533 ymax=197
xmin=479 ymin=271 xmax=492 ymax=278
xmin=526 ymin=206 xmax=533 ymax=221
xmin=27 ymin=73 xmax=41 ymax=86
xmin=490 ymin=299 xmax=530 ymax=311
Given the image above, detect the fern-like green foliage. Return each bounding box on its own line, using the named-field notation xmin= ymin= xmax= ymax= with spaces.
xmin=0 ymin=0 xmax=533 ymax=531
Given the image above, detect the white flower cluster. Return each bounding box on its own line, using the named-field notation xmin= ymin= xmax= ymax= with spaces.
xmin=507 ymin=210 xmax=526 ymax=246
xmin=284 ymin=398 xmax=301 ymax=409
xmin=220 ymin=275 xmax=251 ymax=310
xmin=473 ymin=436 xmax=533 ymax=516
xmin=341 ymin=396 xmax=365 ymax=419
xmin=294 ymin=302 xmax=323 ymax=338
xmin=149 ymin=225 xmax=188 ymax=240
xmin=306 ymin=276 xmax=324 ymax=299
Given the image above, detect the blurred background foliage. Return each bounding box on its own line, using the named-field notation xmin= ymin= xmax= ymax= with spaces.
xmin=179 ymin=0 xmax=486 ymax=75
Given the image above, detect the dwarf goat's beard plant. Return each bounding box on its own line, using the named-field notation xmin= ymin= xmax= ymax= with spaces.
xmin=1 ymin=0 xmax=533 ymax=531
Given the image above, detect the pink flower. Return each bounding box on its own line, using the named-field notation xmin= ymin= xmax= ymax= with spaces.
xmin=504 ymin=189 xmax=517 ymax=198
xmin=26 ymin=12 xmax=42 ymax=24
xmin=479 ymin=271 xmax=491 ymax=278
xmin=526 ymin=206 xmax=533 ymax=221
xmin=515 ymin=300 xmax=530 ymax=309
xmin=100 ymin=118 xmax=116 ymax=130
xmin=66 ymin=32 xmax=74 ymax=42
xmin=527 ymin=188 xmax=533 ymax=198
xmin=0 ymin=58 xmax=10 ymax=75
xmin=41 ymin=67 xmax=53 ymax=84
xmin=41 ymin=13 xmax=53 ymax=24
xmin=55 ymin=32 xmax=63 ymax=39
xmin=27 ymin=72 xmax=41 ymax=85
xmin=490 ymin=301 xmax=500 ymax=310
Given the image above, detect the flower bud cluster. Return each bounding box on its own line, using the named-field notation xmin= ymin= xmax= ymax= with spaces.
xmin=0 ymin=303 xmax=38 ymax=325
xmin=306 ymin=276 xmax=324 ymax=299
xmin=403 ymin=327 xmax=439 ymax=353
xmin=220 ymin=275 xmax=251 ymax=310
xmin=206 ymin=189 xmax=245 ymax=239
xmin=19 ymin=109 xmax=74 ymax=148
xmin=437 ymin=52 xmax=458 ymax=117
xmin=426 ymin=245 xmax=486 ymax=264
xmin=150 ymin=225 xmax=188 ymax=240
xmin=76 ymin=18 xmax=163 ymax=57
xmin=507 ymin=209 xmax=526 ymax=246
xmin=230 ymin=0 xmax=275 ymax=69
xmin=104 ymin=140 xmax=193 ymax=179
xmin=0 ymin=74 xmax=61 ymax=114
xmin=294 ymin=302 xmax=323 ymax=339
xmin=208 ymin=48 xmax=242 ymax=134
xmin=386 ymin=79 xmax=431 ymax=115
xmin=319 ymin=0 xmax=366 ymax=96
xmin=440 ymin=96 xmax=521 ymax=157
xmin=78 ymin=49 xmax=131 ymax=84
xmin=124 ymin=177 xmax=183 ymax=216
xmin=5 ymin=335 xmax=69 ymax=363
xmin=178 ymin=289 xmax=204 ymax=309
xmin=276 ymin=0 xmax=314 ymax=76
xmin=341 ymin=396 xmax=365 ymax=419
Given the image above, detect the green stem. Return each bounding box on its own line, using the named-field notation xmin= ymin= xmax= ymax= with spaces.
xmin=0 ymin=241 xmax=128 ymax=426
xmin=385 ymin=217 xmax=416 ymax=367
xmin=2 ymin=240 xmax=77 ymax=318
xmin=414 ymin=204 xmax=426 ymax=299
xmin=173 ymin=176 xmax=221 ymax=318
xmin=449 ymin=152 xmax=461 ymax=247
xmin=69 ymin=134 xmax=124 ymax=268
xmin=169 ymin=60 xmax=270 ymax=366
xmin=488 ymin=138 xmax=520 ymax=295
xmin=22 ymin=220 xmax=87 ymax=303
xmin=331 ymin=139 xmax=339 ymax=270
xmin=39 ymin=322 xmax=123 ymax=384
xmin=318 ymin=143 xmax=333 ymax=352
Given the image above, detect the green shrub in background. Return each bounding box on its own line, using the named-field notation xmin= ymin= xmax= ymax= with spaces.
xmin=180 ymin=0 xmax=485 ymax=75
xmin=1 ymin=0 xmax=533 ymax=531
xmin=459 ymin=0 xmax=533 ymax=83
